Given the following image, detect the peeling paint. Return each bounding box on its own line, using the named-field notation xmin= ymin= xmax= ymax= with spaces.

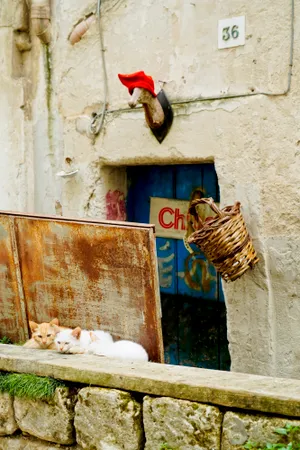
xmin=105 ymin=190 xmax=126 ymax=221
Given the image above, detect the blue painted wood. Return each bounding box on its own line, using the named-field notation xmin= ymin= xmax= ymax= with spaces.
xmin=202 ymin=164 xmax=225 ymax=303
xmin=176 ymin=250 xmax=218 ymax=299
xmin=201 ymin=164 xmax=220 ymax=301
xmin=160 ymin=293 xmax=179 ymax=365
xmin=175 ymin=165 xmax=219 ymax=365
xmin=175 ymin=165 xmax=203 ymax=199
xmin=175 ymin=165 xmax=218 ymax=300
xmin=156 ymin=238 xmax=177 ymax=295
xmin=127 ymin=166 xmax=173 ymax=222
xmin=127 ymin=166 xmax=177 ymax=295
xmin=177 ymin=298 xmax=220 ymax=369
xmin=202 ymin=163 xmax=218 ymax=198
xmin=219 ymin=279 xmax=225 ymax=302
xmin=126 ymin=164 xmax=230 ymax=371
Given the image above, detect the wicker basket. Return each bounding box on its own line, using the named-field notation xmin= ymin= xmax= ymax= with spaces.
xmin=187 ymin=197 xmax=259 ymax=282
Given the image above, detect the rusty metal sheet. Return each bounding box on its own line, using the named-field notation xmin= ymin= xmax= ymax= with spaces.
xmin=0 ymin=212 xmax=163 ymax=363
xmin=0 ymin=217 xmax=27 ymax=342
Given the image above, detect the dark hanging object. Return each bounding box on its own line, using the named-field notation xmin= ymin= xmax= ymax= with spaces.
xmin=151 ymin=90 xmax=173 ymax=144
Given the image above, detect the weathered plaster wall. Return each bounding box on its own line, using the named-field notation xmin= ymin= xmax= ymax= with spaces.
xmin=1 ymin=0 xmax=300 ymax=378
xmin=0 ymin=1 xmax=33 ymax=212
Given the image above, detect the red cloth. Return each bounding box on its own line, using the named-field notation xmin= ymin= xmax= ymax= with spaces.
xmin=118 ymin=71 xmax=157 ymax=97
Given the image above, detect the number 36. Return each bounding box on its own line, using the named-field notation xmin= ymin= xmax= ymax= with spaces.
xmin=222 ymin=25 xmax=239 ymax=41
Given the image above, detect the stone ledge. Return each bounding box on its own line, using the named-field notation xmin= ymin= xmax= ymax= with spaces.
xmin=1 ymin=344 xmax=300 ymax=417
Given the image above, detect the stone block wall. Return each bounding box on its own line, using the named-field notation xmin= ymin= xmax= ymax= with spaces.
xmin=2 ymin=0 xmax=300 ymax=380
xmin=1 ymin=387 xmax=300 ymax=450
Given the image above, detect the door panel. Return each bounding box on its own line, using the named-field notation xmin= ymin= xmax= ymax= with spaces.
xmin=157 ymin=237 xmax=177 ymax=295
xmin=178 ymin=297 xmax=219 ymax=369
xmin=175 ymin=164 xmax=218 ymax=300
xmin=127 ymin=164 xmax=230 ymax=370
xmin=176 ymin=241 xmax=218 ymax=299
xmin=127 ymin=166 xmax=177 ymax=295
xmin=161 ymin=293 xmax=179 ymax=365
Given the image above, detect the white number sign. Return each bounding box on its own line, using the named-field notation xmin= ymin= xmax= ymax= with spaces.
xmin=218 ymin=16 xmax=245 ymax=49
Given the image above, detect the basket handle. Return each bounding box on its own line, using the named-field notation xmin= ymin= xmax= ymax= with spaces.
xmin=188 ymin=197 xmax=225 ymax=228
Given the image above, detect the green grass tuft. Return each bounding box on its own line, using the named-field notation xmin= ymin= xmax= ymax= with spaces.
xmin=0 ymin=337 xmax=25 ymax=345
xmin=0 ymin=336 xmax=12 ymax=344
xmin=0 ymin=373 xmax=67 ymax=400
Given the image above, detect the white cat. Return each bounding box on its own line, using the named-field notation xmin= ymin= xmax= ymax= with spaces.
xmin=55 ymin=327 xmax=113 ymax=354
xmin=88 ymin=332 xmax=149 ymax=362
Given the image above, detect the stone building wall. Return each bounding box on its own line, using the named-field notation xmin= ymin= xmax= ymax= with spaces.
xmin=1 ymin=0 xmax=300 ymax=378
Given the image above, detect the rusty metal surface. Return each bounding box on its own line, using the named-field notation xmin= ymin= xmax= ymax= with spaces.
xmin=0 ymin=217 xmax=27 ymax=342
xmin=0 ymin=212 xmax=164 ymax=362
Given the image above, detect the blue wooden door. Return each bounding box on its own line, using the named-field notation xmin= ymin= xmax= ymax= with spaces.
xmin=127 ymin=164 xmax=230 ymax=370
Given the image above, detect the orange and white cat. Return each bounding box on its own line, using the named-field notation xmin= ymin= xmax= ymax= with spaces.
xmin=23 ymin=318 xmax=61 ymax=350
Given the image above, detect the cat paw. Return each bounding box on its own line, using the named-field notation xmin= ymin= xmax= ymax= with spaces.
xmin=68 ymin=347 xmax=86 ymax=354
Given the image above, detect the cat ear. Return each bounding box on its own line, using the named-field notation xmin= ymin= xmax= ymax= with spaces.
xmin=50 ymin=318 xmax=59 ymax=326
xmin=90 ymin=332 xmax=97 ymax=342
xmin=71 ymin=327 xmax=81 ymax=339
xmin=29 ymin=321 xmax=38 ymax=332
xmin=52 ymin=325 xmax=61 ymax=334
